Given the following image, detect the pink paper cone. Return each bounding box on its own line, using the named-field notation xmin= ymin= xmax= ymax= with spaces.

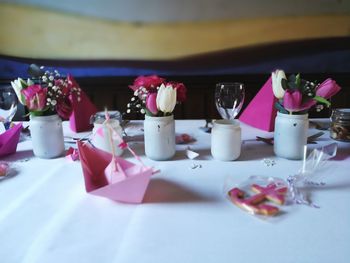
xmin=239 ymin=77 xmax=277 ymax=131
xmin=0 ymin=123 xmax=22 ymax=157
xmin=77 ymin=141 xmax=155 ymax=203
xmin=69 ymin=90 xmax=98 ymax=132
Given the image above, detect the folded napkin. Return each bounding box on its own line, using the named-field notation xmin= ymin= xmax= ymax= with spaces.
xmin=239 ymin=77 xmax=277 ymax=132
xmin=69 ymin=81 xmax=98 ymax=132
xmin=77 ymin=141 xmax=156 ymax=203
xmin=0 ymin=123 xmax=22 ymax=157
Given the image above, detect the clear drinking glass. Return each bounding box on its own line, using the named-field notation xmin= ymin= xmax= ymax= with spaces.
xmin=0 ymin=87 xmax=18 ymax=123
xmin=215 ymin=82 xmax=245 ymax=119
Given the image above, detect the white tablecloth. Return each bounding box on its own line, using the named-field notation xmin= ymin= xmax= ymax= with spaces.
xmin=1 ymin=120 xmax=350 ymax=263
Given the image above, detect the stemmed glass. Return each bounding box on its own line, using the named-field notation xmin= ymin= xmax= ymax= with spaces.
xmin=215 ymin=82 xmax=245 ymax=120
xmin=0 ymin=87 xmax=18 ymax=125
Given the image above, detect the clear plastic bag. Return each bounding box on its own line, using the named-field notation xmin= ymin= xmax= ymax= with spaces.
xmin=225 ymin=143 xmax=338 ymax=217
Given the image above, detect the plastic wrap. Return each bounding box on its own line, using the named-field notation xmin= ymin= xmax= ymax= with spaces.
xmin=225 ymin=143 xmax=338 ymax=217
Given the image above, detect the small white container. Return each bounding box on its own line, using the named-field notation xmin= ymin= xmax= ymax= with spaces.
xmin=144 ymin=115 xmax=175 ymax=161
xmin=274 ymin=112 xmax=308 ymax=160
xmin=211 ymin=119 xmax=241 ymax=161
xmin=91 ymin=118 xmax=124 ymax=156
xmin=29 ymin=114 xmax=65 ymax=159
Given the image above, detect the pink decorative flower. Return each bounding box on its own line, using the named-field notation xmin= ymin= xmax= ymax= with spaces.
xmin=129 ymin=75 xmax=165 ymax=91
xmin=167 ymin=81 xmax=187 ymax=102
xmin=316 ymin=78 xmax=341 ymax=99
xmin=21 ymin=84 xmax=47 ymax=111
xmin=146 ymin=93 xmax=158 ymax=115
xmin=283 ymin=90 xmax=315 ymax=112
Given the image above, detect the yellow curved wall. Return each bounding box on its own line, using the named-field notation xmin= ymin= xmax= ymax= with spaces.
xmin=0 ymin=3 xmax=349 ymax=60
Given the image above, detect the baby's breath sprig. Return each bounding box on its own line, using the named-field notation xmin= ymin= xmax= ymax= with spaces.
xmin=126 ymin=86 xmax=149 ymax=115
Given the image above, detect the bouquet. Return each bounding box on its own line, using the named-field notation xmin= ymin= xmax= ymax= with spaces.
xmin=127 ymin=75 xmax=187 ymax=116
xmin=272 ymin=69 xmax=341 ymax=114
xmin=11 ymin=64 xmax=81 ymax=119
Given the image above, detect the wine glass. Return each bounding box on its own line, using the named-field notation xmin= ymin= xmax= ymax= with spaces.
xmin=0 ymin=86 xmax=18 ymax=124
xmin=215 ymin=82 xmax=245 ymax=119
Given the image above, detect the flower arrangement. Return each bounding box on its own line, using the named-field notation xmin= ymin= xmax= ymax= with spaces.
xmin=272 ymin=69 xmax=341 ymax=114
xmin=11 ymin=64 xmax=81 ymax=119
xmin=127 ymin=75 xmax=187 ymax=116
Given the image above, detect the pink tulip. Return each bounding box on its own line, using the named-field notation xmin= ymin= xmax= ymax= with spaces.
xmin=21 ymin=84 xmax=47 ymax=111
xmin=129 ymin=75 xmax=165 ymax=91
xmin=283 ymin=90 xmax=316 ymax=112
xmin=146 ymin=93 xmax=158 ymax=115
xmin=316 ymin=78 xmax=341 ymax=99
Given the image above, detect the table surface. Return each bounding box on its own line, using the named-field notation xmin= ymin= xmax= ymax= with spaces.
xmin=1 ymin=120 xmax=350 ymax=263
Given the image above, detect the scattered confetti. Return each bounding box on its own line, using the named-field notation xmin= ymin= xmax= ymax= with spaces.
xmin=0 ymin=162 xmax=9 ymax=177
xmin=186 ymin=147 xmax=199 ymax=160
xmin=261 ymin=158 xmax=276 ymax=167
xmin=190 ymin=163 xmax=202 ymax=169
xmin=66 ymin=147 xmax=79 ymax=161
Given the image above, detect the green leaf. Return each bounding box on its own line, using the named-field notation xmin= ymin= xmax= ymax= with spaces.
xmin=313 ymin=96 xmax=331 ymax=107
xmin=28 ymin=64 xmax=44 ymax=78
xmin=274 ymin=102 xmax=289 ymax=114
xmin=295 ymin=73 xmax=301 ymax=87
xmin=281 ymin=78 xmax=289 ymax=90
xmin=144 ymin=108 xmax=155 ymax=117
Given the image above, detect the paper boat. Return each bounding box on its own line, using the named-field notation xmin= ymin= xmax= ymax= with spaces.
xmin=77 ymin=141 xmax=155 ymax=203
xmin=0 ymin=123 xmax=22 ymax=157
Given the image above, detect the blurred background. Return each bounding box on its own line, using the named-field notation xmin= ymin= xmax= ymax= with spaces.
xmin=0 ymin=0 xmax=349 ymax=119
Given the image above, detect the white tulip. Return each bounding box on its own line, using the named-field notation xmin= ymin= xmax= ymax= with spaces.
xmin=272 ymin=69 xmax=287 ymax=99
xmin=156 ymin=84 xmax=177 ymax=114
xmin=10 ymin=77 xmax=27 ymax=105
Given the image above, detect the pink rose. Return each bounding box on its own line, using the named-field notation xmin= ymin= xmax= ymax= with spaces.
xmin=167 ymin=81 xmax=187 ymax=102
xmin=129 ymin=75 xmax=165 ymax=91
xmin=283 ymin=90 xmax=315 ymax=112
xmin=146 ymin=93 xmax=158 ymax=115
xmin=316 ymin=78 xmax=341 ymax=99
xmin=21 ymin=84 xmax=47 ymax=111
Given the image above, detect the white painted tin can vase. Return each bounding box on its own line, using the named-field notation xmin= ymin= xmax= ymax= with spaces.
xmin=211 ymin=119 xmax=241 ymax=161
xmin=274 ymin=112 xmax=308 ymax=160
xmin=29 ymin=114 xmax=65 ymax=159
xmin=144 ymin=115 xmax=175 ymax=161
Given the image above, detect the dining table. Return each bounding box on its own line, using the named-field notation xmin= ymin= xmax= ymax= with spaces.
xmin=1 ymin=119 xmax=350 ymax=263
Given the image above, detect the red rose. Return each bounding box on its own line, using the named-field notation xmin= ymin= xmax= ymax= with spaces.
xmin=129 ymin=75 xmax=165 ymax=91
xmin=56 ymin=97 xmax=73 ymax=119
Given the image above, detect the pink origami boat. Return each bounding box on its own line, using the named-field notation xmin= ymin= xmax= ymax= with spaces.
xmin=0 ymin=123 xmax=22 ymax=157
xmin=77 ymin=141 xmax=156 ymax=203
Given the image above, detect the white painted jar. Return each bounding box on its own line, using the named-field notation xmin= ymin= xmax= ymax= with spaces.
xmin=29 ymin=114 xmax=65 ymax=159
xmin=211 ymin=119 xmax=241 ymax=161
xmin=144 ymin=115 xmax=175 ymax=161
xmin=274 ymin=112 xmax=308 ymax=160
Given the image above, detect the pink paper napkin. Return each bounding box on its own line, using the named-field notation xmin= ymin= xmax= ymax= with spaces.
xmin=0 ymin=123 xmax=22 ymax=157
xmin=69 ymin=85 xmax=98 ymax=132
xmin=239 ymin=77 xmax=277 ymax=131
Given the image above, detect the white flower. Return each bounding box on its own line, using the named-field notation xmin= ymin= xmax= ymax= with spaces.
xmin=10 ymin=78 xmax=27 ymax=105
xmin=156 ymin=84 xmax=177 ymax=114
xmin=271 ymin=69 xmax=287 ymax=99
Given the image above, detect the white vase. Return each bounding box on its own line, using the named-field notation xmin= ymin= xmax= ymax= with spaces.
xmin=274 ymin=112 xmax=308 ymax=160
xmin=211 ymin=119 xmax=241 ymax=161
xmin=29 ymin=114 xmax=65 ymax=159
xmin=144 ymin=115 xmax=175 ymax=160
